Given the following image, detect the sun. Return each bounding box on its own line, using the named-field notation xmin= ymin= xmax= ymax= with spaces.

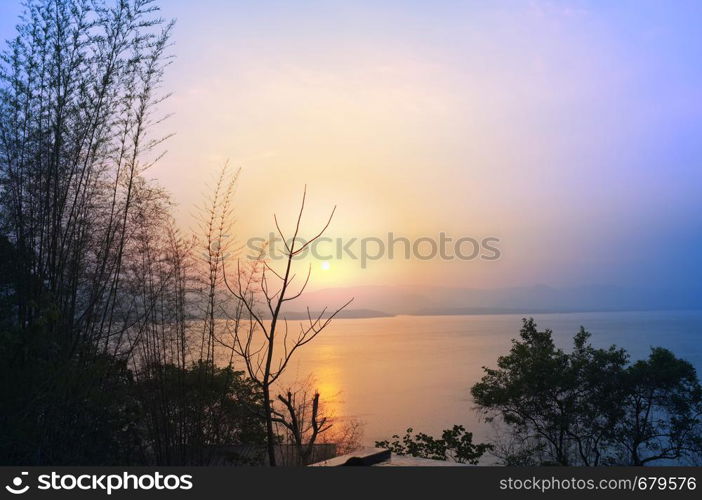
xmin=320 ymin=260 xmax=331 ymax=271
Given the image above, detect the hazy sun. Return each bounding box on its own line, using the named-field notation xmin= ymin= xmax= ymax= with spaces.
xmin=320 ymin=261 xmax=331 ymax=271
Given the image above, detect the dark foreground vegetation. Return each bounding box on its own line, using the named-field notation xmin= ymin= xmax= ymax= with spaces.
xmin=378 ymin=319 xmax=702 ymax=466
xmin=0 ymin=0 xmax=355 ymax=466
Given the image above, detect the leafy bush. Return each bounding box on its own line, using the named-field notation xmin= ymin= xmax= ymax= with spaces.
xmin=375 ymin=425 xmax=492 ymax=464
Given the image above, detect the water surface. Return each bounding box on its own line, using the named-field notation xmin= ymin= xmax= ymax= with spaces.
xmin=224 ymin=310 xmax=702 ymax=446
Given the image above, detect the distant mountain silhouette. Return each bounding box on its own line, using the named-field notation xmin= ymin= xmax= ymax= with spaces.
xmin=285 ymin=284 xmax=701 ymax=317
xmin=258 ymin=308 xmax=393 ymax=320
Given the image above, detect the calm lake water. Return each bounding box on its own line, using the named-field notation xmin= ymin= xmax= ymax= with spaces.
xmin=222 ymin=310 xmax=702 ymax=446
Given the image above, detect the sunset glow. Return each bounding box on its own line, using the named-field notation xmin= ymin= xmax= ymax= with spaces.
xmin=105 ymin=0 xmax=702 ymax=295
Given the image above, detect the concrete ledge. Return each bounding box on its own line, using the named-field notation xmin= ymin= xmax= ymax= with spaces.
xmin=308 ymin=447 xmax=392 ymax=466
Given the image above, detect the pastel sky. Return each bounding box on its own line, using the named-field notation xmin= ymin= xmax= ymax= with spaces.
xmin=2 ymin=0 xmax=701 ymax=293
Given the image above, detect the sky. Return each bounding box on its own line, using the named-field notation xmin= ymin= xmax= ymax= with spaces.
xmin=1 ymin=0 xmax=701 ymax=294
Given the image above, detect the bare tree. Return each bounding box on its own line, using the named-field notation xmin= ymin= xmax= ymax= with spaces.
xmin=272 ymin=380 xmax=363 ymax=465
xmin=220 ymin=187 xmax=352 ymax=465
xmin=273 ymin=388 xmax=331 ymax=465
